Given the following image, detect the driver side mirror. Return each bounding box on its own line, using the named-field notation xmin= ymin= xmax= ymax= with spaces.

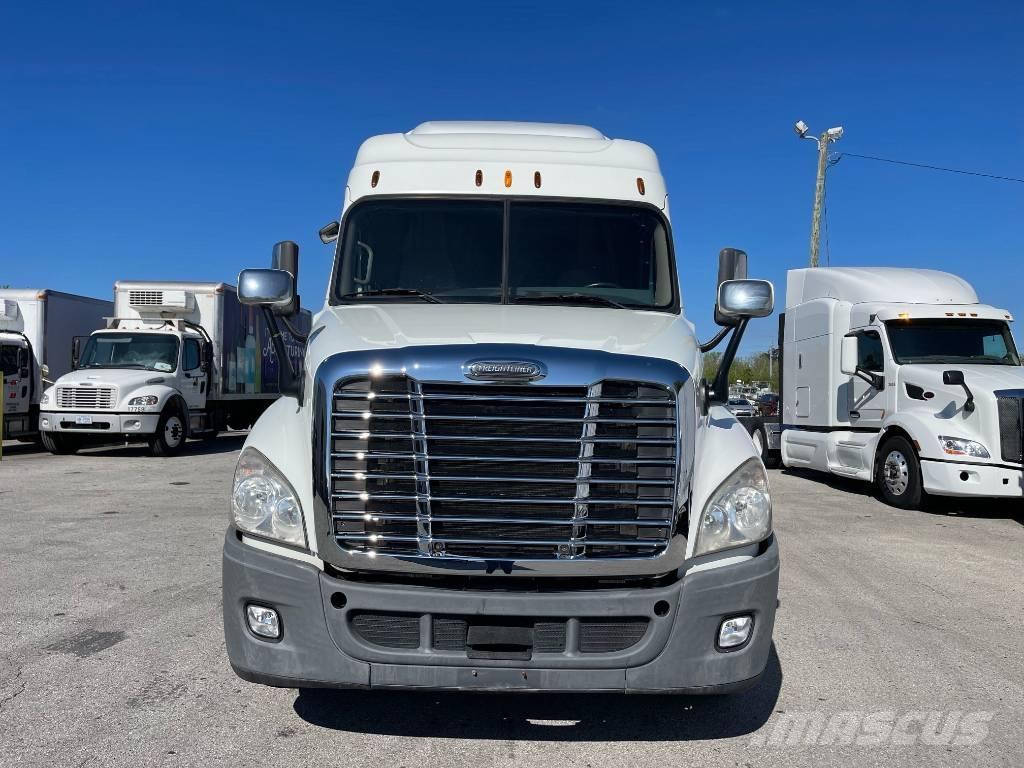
xmin=238 ymin=269 xmax=296 ymax=313
xmin=71 ymin=336 xmax=86 ymax=370
xmin=716 ymin=279 xmax=774 ymax=319
xmin=840 ymin=335 xmax=858 ymax=376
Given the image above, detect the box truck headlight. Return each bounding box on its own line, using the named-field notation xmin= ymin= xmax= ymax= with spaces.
xmin=231 ymin=448 xmax=306 ymax=547
xmin=128 ymin=395 xmax=160 ymax=406
xmin=694 ymin=458 xmax=772 ymax=556
xmin=938 ymin=436 xmax=990 ymax=459
xmin=40 ymin=390 xmax=50 ymax=405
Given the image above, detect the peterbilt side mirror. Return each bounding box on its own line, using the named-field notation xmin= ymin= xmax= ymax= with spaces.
xmin=319 ymin=220 xmax=340 ymax=243
xmin=238 ymin=269 xmax=296 ymax=312
xmin=840 ymin=335 xmax=858 ymax=375
xmin=716 ymin=279 xmax=774 ymax=319
xmin=943 ymin=369 xmax=975 ymax=413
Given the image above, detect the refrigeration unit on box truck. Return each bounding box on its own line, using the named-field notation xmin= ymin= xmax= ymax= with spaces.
xmin=221 ymin=121 xmax=781 ymax=694
xmin=39 ymin=281 xmax=310 ymax=456
xmin=742 ymin=267 xmax=1024 ymax=508
xmin=1 ymin=289 xmax=113 ymax=441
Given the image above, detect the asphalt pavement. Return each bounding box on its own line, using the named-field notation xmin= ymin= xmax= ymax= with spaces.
xmin=1 ymin=435 xmax=1021 ymax=767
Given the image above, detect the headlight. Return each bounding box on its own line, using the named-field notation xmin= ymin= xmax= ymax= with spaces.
xmin=40 ymin=390 xmax=50 ymax=405
xmin=231 ymin=448 xmax=306 ymax=547
xmin=938 ymin=436 xmax=990 ymax=459
xmin=129 ymin=395 xmax=159 ymax=406
xmin=694 ymin=458 xmax=772 ymax=557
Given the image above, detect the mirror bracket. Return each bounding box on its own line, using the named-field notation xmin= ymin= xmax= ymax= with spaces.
xmin=854 ymin=368 xmax=884 ymax=390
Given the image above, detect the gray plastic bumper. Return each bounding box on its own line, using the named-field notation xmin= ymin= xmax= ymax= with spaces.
xmin=223 ymin=530 xmax=779 ymax=693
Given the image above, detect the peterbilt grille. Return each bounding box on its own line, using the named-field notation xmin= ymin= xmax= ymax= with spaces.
xmin=996 ymin=396 xmax=1023 ymax=463
xmin=56 ymin=386 xmax=115 ymax=409
xmin=330 ymin=376 xmax=679 ymax=561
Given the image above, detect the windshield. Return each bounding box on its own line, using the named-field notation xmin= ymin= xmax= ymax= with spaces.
xmin=333 ymin=199 xmax=676 ymax=311
xmin=885 ymin=319 xmax=1021 ymax=366
xmin=79 ymin=333 xmax=180 ymax=372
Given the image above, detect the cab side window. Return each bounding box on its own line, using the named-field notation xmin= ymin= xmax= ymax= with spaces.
xmin=858 ymin=331 xmax=884 ymax=372
xmin=183 ymin=339 xmax=201 ymax=371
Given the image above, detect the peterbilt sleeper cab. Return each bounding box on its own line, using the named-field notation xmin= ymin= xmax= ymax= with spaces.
xmin=222 ymin=121 xmax=779 ymax=693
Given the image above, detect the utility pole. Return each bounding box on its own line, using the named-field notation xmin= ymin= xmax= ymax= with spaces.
xmin=794 ymin=120 xmax=844 ymax=267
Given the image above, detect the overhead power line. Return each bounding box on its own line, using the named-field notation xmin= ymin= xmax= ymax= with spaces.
xmin=837 ymin=152 xmax=1024 ymax=184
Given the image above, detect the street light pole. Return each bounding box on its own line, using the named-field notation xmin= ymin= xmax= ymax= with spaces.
xmin=794 ymin=121 xmax=844 ymax=267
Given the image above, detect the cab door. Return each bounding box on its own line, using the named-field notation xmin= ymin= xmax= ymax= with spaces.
xmin=180 ymin=338 xmax=206 ymax=412
xmin=847 ymin=329 xmax=888 ymax=429
xmin=2 ymin=344 xmax=32 ymax=430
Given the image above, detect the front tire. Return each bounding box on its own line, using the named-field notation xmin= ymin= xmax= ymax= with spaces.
xmin=40 ymin=431 xmax=79 ymax=455
xmin=151 ymin=408 xmax=187 ymax=457
xmin=876 ymin=435 xmax=923 ymax=509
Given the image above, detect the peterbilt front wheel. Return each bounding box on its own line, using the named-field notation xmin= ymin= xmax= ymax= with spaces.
xmin=876 ymin=435 xmax=923 ymax=509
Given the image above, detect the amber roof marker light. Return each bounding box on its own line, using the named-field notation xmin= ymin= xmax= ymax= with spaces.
xmin=475 ymin=169 xmax=483 ymax=187
xmin=371 ymin=170 xmax=380 ymax=188
xmin=636 ymin=177 xmax=646 ymax=195
xmin=504 ymin=169 xmax=513 ymax=188
xmin=534 ymin=171 xmax=542 ymax=189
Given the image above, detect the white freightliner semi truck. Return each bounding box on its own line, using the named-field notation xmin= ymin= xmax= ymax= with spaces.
xmin=223 ymin=121 xmax=780 ymax=694
xmin=1 ymin=289 xmax=113 ymax=442
xmin=39 ymin=281 xmax=309 ymax=456
xmin=743 ymin=267 xmax=1023 ymax=508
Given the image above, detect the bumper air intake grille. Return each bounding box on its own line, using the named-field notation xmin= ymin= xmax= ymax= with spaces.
xmin=56 ymin=386 xmax=115 ymax=410
xmin=329 ymin=376 xmax=678 ymax=562
xmin=997 ymin=396 xmax=1023 ymax=463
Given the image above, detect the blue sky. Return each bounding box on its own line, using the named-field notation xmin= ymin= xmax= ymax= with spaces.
xmin=3 ymin=1 xmax=1022 ymax=353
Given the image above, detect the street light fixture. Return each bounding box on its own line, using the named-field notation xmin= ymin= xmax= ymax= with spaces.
xmin=795 ymin=120 xmax=844 ymax=267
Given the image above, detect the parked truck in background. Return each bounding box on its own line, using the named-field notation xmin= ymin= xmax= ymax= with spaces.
xmin=39 ymin=281 xmax=310 ymax=456
xmin=222 ymin=121 xmax=780 ymax=694
xmin=1 ymin=289 xmax=113 ymax=442
xmin=745 ymin=267 xmax=1023 ymax=508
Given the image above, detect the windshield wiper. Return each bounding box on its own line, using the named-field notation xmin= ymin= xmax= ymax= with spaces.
xmin=340 ymin=288 xmax=443 ymax=304
xmin=513 ymin=293 xmax=628 ymax=309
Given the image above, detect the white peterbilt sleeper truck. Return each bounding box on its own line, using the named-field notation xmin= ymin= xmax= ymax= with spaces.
xmin=39 ymin=281 xmax=309 ymax=456
xmin=745 ymin=267 xmax=1023 ymax=508
xmin=223 ymin=121 xmax=779 ymax=693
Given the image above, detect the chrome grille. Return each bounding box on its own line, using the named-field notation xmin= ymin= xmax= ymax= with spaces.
xmin=329 ymin=376 xmax=678 ymax=561
xmin=996 ymin=396 xmax=1023 ymax=463
xmin=56 ymin=386 xmax=115 ymax=410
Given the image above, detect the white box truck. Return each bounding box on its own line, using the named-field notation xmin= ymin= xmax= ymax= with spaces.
xmin=39 ymin=281 xmax=310 ymax=456
xmin=745 ymin=267 xmax=1023 ymax=508
xmin=221 ymin=121 xmax=780 ymax=694
xmin=1 ymin=289 xmax=113 ymax=441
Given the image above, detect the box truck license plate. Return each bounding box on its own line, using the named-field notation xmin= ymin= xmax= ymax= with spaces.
xmin=75 ymin=415 xmax=93 ymax=425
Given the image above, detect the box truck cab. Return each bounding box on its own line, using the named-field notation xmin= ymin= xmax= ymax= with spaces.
xmin=779 ymin=267 xmax=1023 ymax=508
xmin=1 ymin=289 xmax=113 ymax=441
xmin=221 ymin=121 xmax=780 ymax=694
xmin=39 ymin=281 xmax=309 ymax=456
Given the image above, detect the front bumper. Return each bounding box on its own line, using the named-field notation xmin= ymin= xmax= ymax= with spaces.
xmin=921 ymin=458 xmax=1024 ymax=498
xmin=222 ymin=530 xmax=780 ymax=693
xmin=38 ymin=411 xmax=160 ymax=435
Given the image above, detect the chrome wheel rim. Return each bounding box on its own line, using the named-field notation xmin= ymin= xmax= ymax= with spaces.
xmin=164 ymin=415 xmax=184 ymax=448
xmin=883 ymin=450 xmax=909 ymax=496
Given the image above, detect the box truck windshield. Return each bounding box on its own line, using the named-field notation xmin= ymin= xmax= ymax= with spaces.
xmin=79 ymin=333 xmax=180 ymax=372
xmin=334 ymin=199 xmax=675 ymax=310
xmin=885 ymin=319 xmax=1020 ymax=365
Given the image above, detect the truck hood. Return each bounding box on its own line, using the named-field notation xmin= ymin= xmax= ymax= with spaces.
xmin=901 ymin=363 xmax=1024 ymax=393
xmin=52 ymin=368 xmax=173 ymax=391
xmin=308 ymin=303 xmax=699 ymax=371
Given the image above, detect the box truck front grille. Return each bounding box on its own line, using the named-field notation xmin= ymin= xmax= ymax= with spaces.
xmin=56 ymin=386 xmax=116 ymax=410
xmin=996 ymin=396 xmax=1023 ymax=463
xmin=329 ymin=376 xmax=678 ymax=561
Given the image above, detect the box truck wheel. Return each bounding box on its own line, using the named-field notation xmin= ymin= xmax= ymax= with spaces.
xmin=151 ymin=406 xmax=187 ymax=457
xmin=876 ymin=435 xmax=923 ymax=509
xmin=41 ymin=431 xmax=79 ymax=455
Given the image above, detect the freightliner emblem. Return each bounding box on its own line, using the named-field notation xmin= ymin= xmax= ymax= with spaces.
xmin=463 ymin=359 xmax=547 ymax=382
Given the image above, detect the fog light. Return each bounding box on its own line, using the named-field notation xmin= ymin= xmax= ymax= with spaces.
xmin=125 ymin=419 xmax=140 ymax=430
xmin=245 ymin=604 xmax=281 ymax=639
xmin=718 ymin=615 xmax=753 ymax=649
xmin=41 ymin=418 xmax=50 ymax=428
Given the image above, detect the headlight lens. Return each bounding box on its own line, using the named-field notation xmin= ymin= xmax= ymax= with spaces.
xmin=231 ymin=448 xmax=306 ymax=547
xmin=40 ymin=390 xmax=50 ymax=404
xmin=938 ymin=436 xmax=990 ymax=458
xmin=694 ymin=458 xmax=772 ymax=557
xmin=129 ymin=395 xmax=159 ymax=406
